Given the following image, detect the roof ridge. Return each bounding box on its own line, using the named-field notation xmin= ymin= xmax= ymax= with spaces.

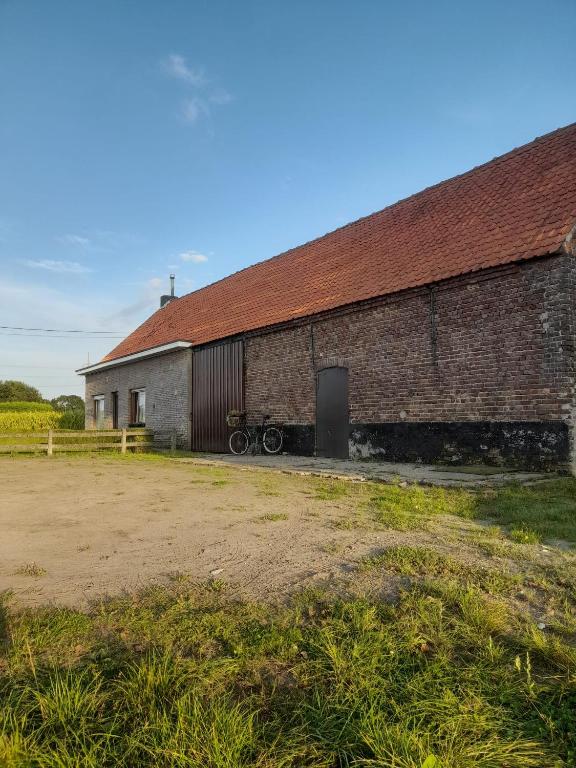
xmin=170 ymin=121 xmax=576 ymax=305
xmin=101 ymin=121 xmax=576 ymax=362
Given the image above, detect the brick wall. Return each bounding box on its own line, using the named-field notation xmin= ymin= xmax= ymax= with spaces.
xmin=244 ymin=255 xmax=576 ymax=467
xmin=83 ymin=349 xmax=192 ymax=448
xmin=83 ymin=254 xmax=576 ymax=467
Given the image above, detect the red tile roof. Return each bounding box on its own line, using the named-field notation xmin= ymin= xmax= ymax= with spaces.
xmin=104 ymin=123 xmax=576 ymax=362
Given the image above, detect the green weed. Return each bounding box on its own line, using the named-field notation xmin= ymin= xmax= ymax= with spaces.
xmin=313 ymin=479 xmax=351 ymax=500
xmin=332 ymin=516 xmax=363 ymax=530
xmin=254 ymin=512 xmax=288 ymax=522
xmin=14 ymin=563 xmax=46 ymax=578
xmin=511 ymin=526 xmax=541 ymax=544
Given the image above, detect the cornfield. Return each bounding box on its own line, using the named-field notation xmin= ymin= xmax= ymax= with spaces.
xmin=0 ymin=401 xmax=54 ymax=412
xmin=0 ymin=409 xmax=61 ymax=432
xmin=0 ymin=402 xmax=84 ymax=431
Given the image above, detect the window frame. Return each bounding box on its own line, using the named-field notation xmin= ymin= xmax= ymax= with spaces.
xmin=93 ymin=395 xmax=105 ymax=429
xmin=129 ymin=388 xmax=146 ymax=426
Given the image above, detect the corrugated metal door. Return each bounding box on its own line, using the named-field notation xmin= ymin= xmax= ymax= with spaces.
xmin=316 ymin=366 xmax=349 ymax=459
xmin=191 ymin=340 xmax=244 ymax=452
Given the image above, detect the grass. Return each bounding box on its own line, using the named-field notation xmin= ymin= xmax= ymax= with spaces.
xmin=1 ymin=581 xmax=575 ymax=766
xmin=332 ymin=515 xmax=364 ymax=530
xmin=13 ymin=563 xmax=46 ymax=577
xmin=341 ymin=478 xmax=576 ymax=543
xmin=360 ymin=545 xmax=521 ymax=595
xmin=256 ymin=478 xmax=283 ymax=497
xmin=510 ymin=526 xmax=541 ymax=544
xmin=364 ymin=483 xmax=476 ymax=531
xmin=254 ymin=512 xmax=288 ymax=522
xmin=477 ymin=480 xmax=576 ymax=543
xmin=1 ymin=457 xmax=576 ymax=764
xmin=313 ymin=479 xmax=352 ymax=500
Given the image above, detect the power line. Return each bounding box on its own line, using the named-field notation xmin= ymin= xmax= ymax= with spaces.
xmin=0 ymin=325 xmax=126 ymax=334
xmin=0 ymin=365 xmax=75 ymax=369
xmin=0 ymin=375 xmax=80 ymax=379
xmin=24 ymin=385 xmax=84 ymax=389
xmin=0 ymin=332 xmax=122 ymax=339
xmin=17 ymin=384 xmax=84 ymax=387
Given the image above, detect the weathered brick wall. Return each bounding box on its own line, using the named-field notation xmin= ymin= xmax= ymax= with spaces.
xmin=245 ymin=325 xmax=315 ymax=423
xmin=244 ymin=255 xmax=576 ymax=466
xmin=83 ymin=349 xmax=192 ymax=448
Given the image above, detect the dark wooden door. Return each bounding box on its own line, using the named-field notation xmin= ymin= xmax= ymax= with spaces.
xmin=316 ymin=366 xmax=349 ymax=459
xmin=191 ymin=340 xmax=243 ymax=452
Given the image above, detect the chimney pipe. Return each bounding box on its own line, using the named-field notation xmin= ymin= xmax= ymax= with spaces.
xmin=160 ymin=274 xmax=179 ymax=308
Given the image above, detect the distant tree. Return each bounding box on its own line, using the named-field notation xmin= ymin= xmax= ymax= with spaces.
xmin=50 ymin=394 xmax=85 ymax=412
xmin=0 ymin=380 xmax=44 ymax=403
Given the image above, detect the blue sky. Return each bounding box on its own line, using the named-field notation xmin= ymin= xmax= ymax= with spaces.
xmin=0 ymin=0 xmax=575 ymax=398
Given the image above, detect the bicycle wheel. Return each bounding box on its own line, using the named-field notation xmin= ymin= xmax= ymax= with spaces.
xmin=229 ymin=430 xmax=250 ymax=455
xmin=263 ymin=426 xmax=283 ymax=454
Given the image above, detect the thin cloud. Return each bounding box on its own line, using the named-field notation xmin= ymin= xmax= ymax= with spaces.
xmin=180 ymin=250 xmax=208 ymax=263
xmin=209 ymin=88 xmax=233 ymax=105
xmin=164 ymin=54 xmax=205 ymax=86
xmin=22 ymin=259 xmax=93 ymax=274
xmin=161 ymin=53 xmax=233 ymax=128
xmin=59 ymin=233 xmax=91 ymax=247
xmin=106 ymin=277 xmax=164 ymax=321
xmin=182 ymin=98 xmax=208 ymax=125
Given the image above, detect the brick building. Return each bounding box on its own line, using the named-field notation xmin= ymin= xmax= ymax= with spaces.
xmin=79 ymin=124 xmax=576 ymax=470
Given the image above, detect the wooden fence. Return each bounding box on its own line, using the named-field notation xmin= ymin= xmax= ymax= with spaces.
xmin=0 ymin=428 xmax=153 ymax=455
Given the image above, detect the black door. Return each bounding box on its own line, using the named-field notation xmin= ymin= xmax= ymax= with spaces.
xmin=316 ymin=366 xmax=349 ymax=459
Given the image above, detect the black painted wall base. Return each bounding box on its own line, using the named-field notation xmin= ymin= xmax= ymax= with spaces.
xmin=281 ymin=421 xmax=570 ymax=470
xmin=350 ymin=421 xmax=569 ymax=470
xmin=282 ymin=424 xmax=315 ymax=456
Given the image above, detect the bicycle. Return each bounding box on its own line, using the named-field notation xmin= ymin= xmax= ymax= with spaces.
xmin=227 ymin=412 xmax=284 ymax=455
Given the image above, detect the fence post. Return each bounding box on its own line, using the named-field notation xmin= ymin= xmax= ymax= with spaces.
xmin=47 ymin=429 xmax=53 ymax=457
xmin=121 ymin=428 xmax=127 ymax=454
xmin=170 ymin=429 xmax=177 ymax=455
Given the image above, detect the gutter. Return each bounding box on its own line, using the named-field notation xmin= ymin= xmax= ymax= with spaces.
xmin=76 ymin=340 xmax=193 ymax=375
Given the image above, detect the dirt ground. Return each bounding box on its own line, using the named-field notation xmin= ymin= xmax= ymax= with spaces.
xmin=0 ymin=454 xmax=553 ymax=610
xmin=0 ymin=455 xmax=431 ymax=608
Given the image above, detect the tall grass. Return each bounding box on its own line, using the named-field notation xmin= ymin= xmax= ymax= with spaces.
xmin=1 ymin=581 xmax=574 ymax=766
xmin=57 ymin=409 xmax=85 ymax=430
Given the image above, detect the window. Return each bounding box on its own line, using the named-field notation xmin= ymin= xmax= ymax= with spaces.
xmin=111 ymin=391 xmax=119 ymax=429
xmin=130 ymin=389 xmax=146 ymax=425
xmin=93 ymin=395 xmax=105 ymax=429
